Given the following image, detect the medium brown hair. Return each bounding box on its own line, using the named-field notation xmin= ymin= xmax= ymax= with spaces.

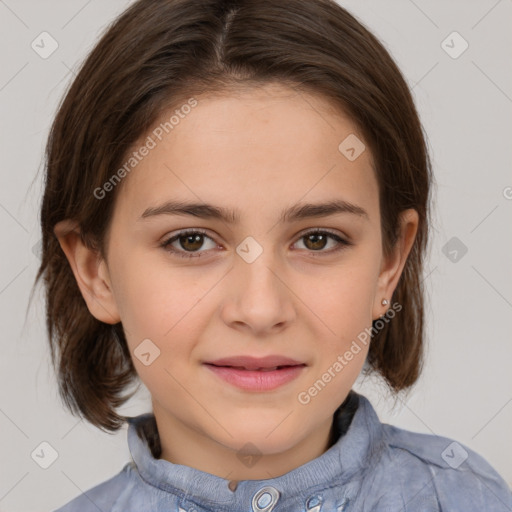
xmin=33 ymin=0 xmax=434 ymax=432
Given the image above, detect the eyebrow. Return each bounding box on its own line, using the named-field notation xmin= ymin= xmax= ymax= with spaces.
xmin=139 ymin=198 xmax=369 ymax=224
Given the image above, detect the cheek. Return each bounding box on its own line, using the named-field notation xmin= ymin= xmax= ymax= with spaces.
xmin=296 ymin=264 xmax=378 ymax=392
xmin=110 ymin=248 xmax=203 ymax=336
xmin=109 ymin=253 xmax=216 ymax=381
xmin=113 ymin=266 xmax=204 ymax=393
xmin=305 ymin=263 xmax=377 ymax=334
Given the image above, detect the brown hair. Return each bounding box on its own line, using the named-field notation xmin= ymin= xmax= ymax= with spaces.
xmin=33 ymin=0 xmax=434 ymax=432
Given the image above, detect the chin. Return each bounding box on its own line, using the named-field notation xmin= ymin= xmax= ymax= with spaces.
xmin=218 ymin=424 xmax=300 ymax=455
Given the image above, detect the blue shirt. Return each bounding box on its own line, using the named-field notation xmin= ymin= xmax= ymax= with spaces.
xmin=54 ymin=391 xmax=512 ymax=511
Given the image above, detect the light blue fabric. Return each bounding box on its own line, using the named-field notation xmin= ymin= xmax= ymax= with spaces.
xmin=54 ymin=392 xmax=512 ymax=511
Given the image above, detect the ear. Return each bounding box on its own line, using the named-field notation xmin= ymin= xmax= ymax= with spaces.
xmin=372 ymin=209 xmax=419 ymax=320
xmin=53 ymin=219 xmax=121 ymax=324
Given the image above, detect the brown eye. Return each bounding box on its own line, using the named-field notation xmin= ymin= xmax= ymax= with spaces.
xmin=161 ymin=229 xmax=217 ymax=258
xmin=177 ymin=233 xmax=205 ymax=251
xmin=160 ymin=228 xmax=351 ymax=260
xmin=293 ymin=229 xmax=351 ymax=255
xmin=303 ymin=232 xmax=329 ymax=250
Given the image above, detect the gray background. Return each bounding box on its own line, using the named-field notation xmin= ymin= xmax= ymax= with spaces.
xmin=0 ymin=0 xmax=511 ymax=510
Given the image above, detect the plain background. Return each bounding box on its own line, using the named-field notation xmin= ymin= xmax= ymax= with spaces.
xmin=0 ymin=0 xmax=511 ymax=510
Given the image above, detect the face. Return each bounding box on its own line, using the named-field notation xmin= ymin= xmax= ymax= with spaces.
xmin=56 ymin=82 xmax=417 ymax=477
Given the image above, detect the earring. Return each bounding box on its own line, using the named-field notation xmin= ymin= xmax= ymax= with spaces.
xmin=381 ymin=299 xmax=389 ymax=306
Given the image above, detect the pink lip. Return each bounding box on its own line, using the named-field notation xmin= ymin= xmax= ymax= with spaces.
xmin=204 ymin=364 xmax=306 ymax=391
xmin=204 ymin=355 xmax=304 ymax=370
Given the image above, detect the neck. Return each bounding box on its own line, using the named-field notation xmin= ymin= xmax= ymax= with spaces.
xmin=152 ymin=406 xmax=335 ymax=480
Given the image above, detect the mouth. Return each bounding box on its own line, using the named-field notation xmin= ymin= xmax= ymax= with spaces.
xmin=204 ymin=363 xmax=305 ymax=372
xmin=203 ymin=354 xmax=306 ymax=369
xmin=203 ymin=362 xmax=307 ymax=391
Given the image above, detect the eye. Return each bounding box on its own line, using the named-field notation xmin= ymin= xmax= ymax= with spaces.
xmin=160 ymin=229 xmax=218 ymax=258
xmin=292 ymin=228 xmax=351 ymax=255
xmin=161 ymin=228 xmax=351 ymax=259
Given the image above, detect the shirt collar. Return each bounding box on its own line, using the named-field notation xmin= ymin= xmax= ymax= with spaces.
xmin=126 ymin=390 xmax=383 ymax=507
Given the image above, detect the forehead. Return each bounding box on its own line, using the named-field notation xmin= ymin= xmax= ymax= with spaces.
xmin=114 ymin=83 xmax=379 ymax=224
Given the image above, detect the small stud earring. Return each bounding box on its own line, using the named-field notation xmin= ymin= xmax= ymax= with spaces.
xmin=381 ymin=299 xmax=389 ymax=306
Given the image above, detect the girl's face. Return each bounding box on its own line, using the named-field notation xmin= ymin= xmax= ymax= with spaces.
xmin=60 ymin=82 xmax=417 ymax=478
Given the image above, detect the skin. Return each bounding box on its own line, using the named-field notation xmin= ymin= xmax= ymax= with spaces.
xmin=54 ymin=82 xmax=418 ymax=481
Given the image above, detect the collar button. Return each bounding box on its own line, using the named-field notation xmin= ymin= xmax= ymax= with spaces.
xmin=306 ymin=494 xmax=323 ymax=511
xmin=251 ymin=486 xmax=280 ymax=511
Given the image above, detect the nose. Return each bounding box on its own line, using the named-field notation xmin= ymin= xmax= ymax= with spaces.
xmin=220 ymin=236 xmax=296 ymax=335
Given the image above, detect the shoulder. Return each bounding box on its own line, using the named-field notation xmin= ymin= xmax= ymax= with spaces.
xmin=52 ymin=462 xmax=135 ymax=512
xmin=379 ymin=423 xmax=512 ymax=510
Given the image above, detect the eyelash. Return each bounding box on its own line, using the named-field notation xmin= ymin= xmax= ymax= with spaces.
xmin=160 ymin=228 xmax=352 ymax=259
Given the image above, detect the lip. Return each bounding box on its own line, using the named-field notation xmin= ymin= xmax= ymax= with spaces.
xmin=204 ymin=364 xmax=306 ymax=391
xmin=203 ymin=355 xmax=307 ymax=391
xmin=204 ymin=355 xmax=305 ymax=370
